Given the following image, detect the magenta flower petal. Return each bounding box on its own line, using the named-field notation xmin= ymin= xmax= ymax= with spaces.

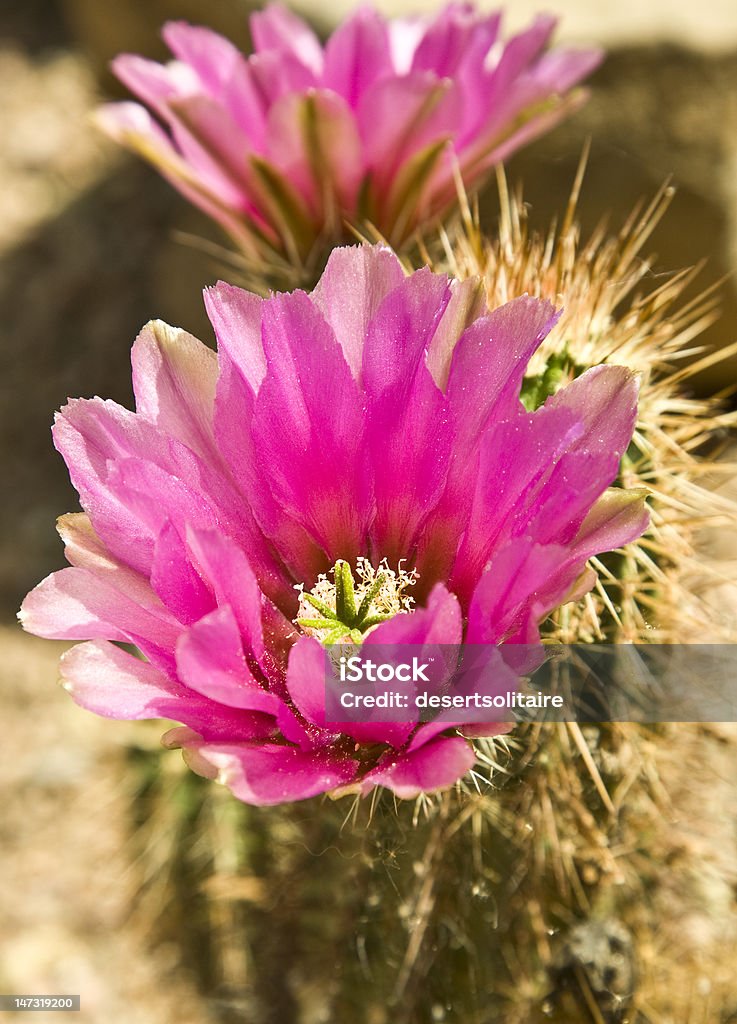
xmin=183 ymin=529 xmax=268 ymax=665
xmin=176 ymin=606 xmax=281 ymax=715
xmin=184 ymin=742 xmax=359 ymax=805
xmin=465 ymin=538 xmax=580 ymax=645
xmin=365 ymin=583 xmax=462 ymax=647
xmin=311 ymin=244 xmax=406 ymax=382
xmin=362 ymin=736 xmax=476 ymax=799
xmin=283 ymin=635 xmax=332 ymax=728
xmin=448 ymin=405 xmax=582 ymax=605
xmin=445 ymin=296 xmax=560 ymax=431
xmin=253 ymin=290 xmax=373 ymax=562
xmin=150 ymin=520 xmax=215 ymax=626
xmin=22 ymin=244 xmax=647 ymax=804
xmin=60 ymin=640 xmax=274 ymax=741
xmin=412 ymin=4 xmax=501 ymax=78
xmin=99 ymin=5 xmax=602 ymax=256
xmin=362 ymin=268 xmax=453 ymax=558
xmin=323 ymin=8 xmax=393 ymax=108
xmin=545 ymin=364 xmax=639 ymax=454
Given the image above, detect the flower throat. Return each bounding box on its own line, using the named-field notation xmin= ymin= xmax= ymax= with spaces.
xmin=296 ymin=559 xmax=418 ymax=645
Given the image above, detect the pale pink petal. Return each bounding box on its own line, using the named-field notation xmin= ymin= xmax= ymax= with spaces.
xmin=250 ymin=2 xmax=324 ymax=75
xmin=111 ymin=53 xmax=199 ymax=113
xmin=357 ymin=72 xmax=459 ymax=191
xmin=572 ymin=488 xmax=650 ymax=559
xmin=19 ymin=567 xmax=181 ymax=672
xmin=310 ymin=244 xmax=406 ymax=383
xmin=132 ymin=319 xmax=218 ymax=459
xmin=204 ymin=282 xmax=265 ymax=392
xmin=94 ymin=102 xmax=254 ymax=242
xmin=60 ymin=640 xmax=273 ymax=740
xmin=162 ymin=21 xmax=250 ymax=97
xmin=265 ymin=90 xmax=364 ymax=215
xmin=425 ymin=276 xmax=488 ymax=391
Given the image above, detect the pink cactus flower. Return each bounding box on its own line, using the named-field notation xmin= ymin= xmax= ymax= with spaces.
xmin=20 ymin=245 xmax=646 ymax=804
xmin=96 ymin=3 xmax=601 ymax=266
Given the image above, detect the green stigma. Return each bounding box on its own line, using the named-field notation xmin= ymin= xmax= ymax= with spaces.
xmin=295 ymin=558 xmax=418 ymax=645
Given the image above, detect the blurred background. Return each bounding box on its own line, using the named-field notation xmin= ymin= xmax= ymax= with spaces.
xmin=1 ymin=1 xmax=737 ymax=1021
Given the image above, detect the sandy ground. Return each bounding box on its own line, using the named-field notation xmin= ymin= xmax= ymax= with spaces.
xmin=0 ymin=629 xmax=213 ymax=1024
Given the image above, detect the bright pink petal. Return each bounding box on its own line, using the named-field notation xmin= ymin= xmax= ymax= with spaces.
xmin=448 ymin=404 xmax=582 ymax=606
xmin=151 ymin=519 xmax=215 ymax=625
xmin=523 ymin=451 xmax=621 ymax=546
xmin=186 ymin=741 xmax=358 ymax=805
xmin=417 ymin=297 xmax=560 ymax=585
xmin=322 ymin=8 xmax=393 ymax=109
xmin=365 ymin=583 xmax=463 ymax=647
xmin=252 ymin=290 xmax=373 ymax=563
xmin=205 ymin=282 xmax=326 ymax=587
xmin=184 ymin=528 xmax=267 ymax=664
xmin=412 ymin=3 xmax=500 ymax=78
xmin=362 ymin=735 xmax=475 ymax=798
xmin=544 ymin=364 xmax=640 ymax=455
xmin=362 ymin=268 xmax=453 ymax=559
xmin=176 ymin=606 xmax=282 ymax=715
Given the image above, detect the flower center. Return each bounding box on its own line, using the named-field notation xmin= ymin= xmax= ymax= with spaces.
xmin=295 ymin=558 xmax=418 ymax=645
